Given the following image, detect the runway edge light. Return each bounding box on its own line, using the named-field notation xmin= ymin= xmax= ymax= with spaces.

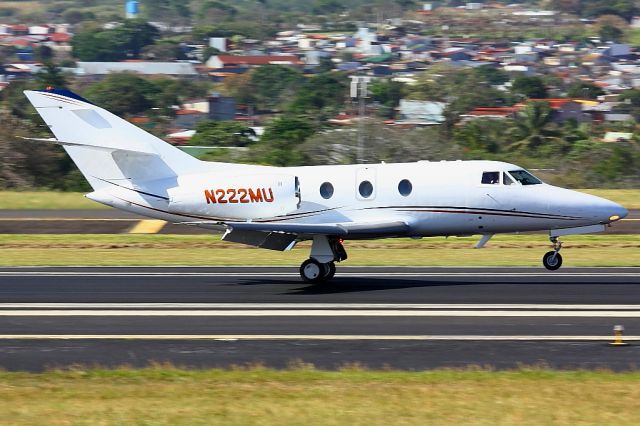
xmin=609 ymin=324 xmax=629 ymax=346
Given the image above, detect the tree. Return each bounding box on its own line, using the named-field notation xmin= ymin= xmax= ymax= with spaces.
xmin=411 ymin=64 xmax=516 ymax=125
xmin=35 ymin=62 xmax=67 ymax=89
xmin=220 ymin=72 xmax=256 ymax=105
xmin=369 ymin=80 xmax=406 ymax=118
xmin=251 ymin=116 xmax=315 ymax=166
xmin=141 ymin=0 xmax=191 ymax=23
xmin=453 ymin=119 xmax=507 ymax=154
xmin=567 ymin=81 xmax=605 ymax=99
xmin=72 ymin=20 xmax=160 ymax=61
xmin=316 ymin=56 xmax=335 ymax=73
xmin=142 ymin=40 xmax=185 ymax=61
xmin=312 ymin=0 xmax=345 ymax=14
xmin=511 ymin=76 xmax=548 ymax=99
xmin=34 ymin=45 xmax=53 ymax=62
xmin=250 ymin=65 xmax=304 ymax=111
xmin=510 ymin=101 xmax=559 ymax=150
xmin=288 ymin=72 xmax=349 ymax=117
xmin=82 ymin=73 xmax=156 ymax=116
xmin=599 ymin=24 xmax=624 ymax=42
xmin=191 ymin=120 xmax=255 ymax=146
xmin=473 ymin=65 xmax=509 ymax=85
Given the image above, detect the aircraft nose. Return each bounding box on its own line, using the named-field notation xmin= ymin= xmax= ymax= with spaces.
xmin=607 ymin=202 xmax=628 ymax=222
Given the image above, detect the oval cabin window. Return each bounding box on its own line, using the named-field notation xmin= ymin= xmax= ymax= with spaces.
xmin=320 ymin=182 xmax=334 ymax=199
xmin=398 ymin=179 xmax=412 ymax=196
xmin=358 ymin=180 xmax=373 ymax=198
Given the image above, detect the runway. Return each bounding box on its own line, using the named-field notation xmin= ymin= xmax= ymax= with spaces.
xmin=1 ymin=267 xmax=640 ymax=371
xmin=0 ymin=209 xmax=639 ymax=233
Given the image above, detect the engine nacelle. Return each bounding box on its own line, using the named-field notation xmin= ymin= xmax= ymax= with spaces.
xmin=167 ymin=172 xmax=300 ymax=220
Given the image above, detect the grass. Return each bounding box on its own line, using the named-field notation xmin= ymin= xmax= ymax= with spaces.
xmin=0 ymin=189 xmax=638 ymax=209
xmin=0 ymin=234 xmax=638 ymax=266
xmin=0 ymin=191 xmax=106 ymax=210
xmin=1 ymin=367 xmax=640 ymax=425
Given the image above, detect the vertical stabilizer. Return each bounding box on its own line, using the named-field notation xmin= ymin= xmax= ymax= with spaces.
xmin=24 ymin=89 xmax=206 ymax=191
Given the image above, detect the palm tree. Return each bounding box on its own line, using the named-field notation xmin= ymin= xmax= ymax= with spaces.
xmin=510 ymin=101 xmax=559 ymax=151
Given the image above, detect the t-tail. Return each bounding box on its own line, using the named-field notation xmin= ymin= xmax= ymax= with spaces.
xmin=24 ymin=88 xmax=215 ymax=204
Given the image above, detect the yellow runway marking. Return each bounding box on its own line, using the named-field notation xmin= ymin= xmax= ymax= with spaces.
xmin=128 ymin=220 xmax=167 ymax=234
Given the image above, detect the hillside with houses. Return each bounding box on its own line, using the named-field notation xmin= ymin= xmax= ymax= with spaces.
xmin=1 ymin=0 xmax=639 ymax=189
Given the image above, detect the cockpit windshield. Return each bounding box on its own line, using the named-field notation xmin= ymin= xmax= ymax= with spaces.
xmin=508 ymin=170 xmax=542 ymax=185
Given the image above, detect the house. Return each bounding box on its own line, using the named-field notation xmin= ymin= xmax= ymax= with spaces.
xmin=603 ymin=132 xmax=633 ymax=143
xmin=396 ymin=100 xmax=446 ymax=125
xmin=206 ymin=55 xmax=303 ymax=70
xmin=460 ymin=107 xmax=520 ymax=120
xmin=76 ymin=62 xmax=198 ymax=77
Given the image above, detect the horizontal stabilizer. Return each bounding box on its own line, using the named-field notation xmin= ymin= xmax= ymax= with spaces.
xmin=18 ymin=136 xmax=159 ymax=155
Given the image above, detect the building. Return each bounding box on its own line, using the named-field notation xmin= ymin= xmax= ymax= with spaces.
xmin=76 ymin=62 xmax=198 ymax=77
xmin=396 ymin=100 xmax=446 ymax=125
xmin=206 ymin=55 xmax=303 ymax=70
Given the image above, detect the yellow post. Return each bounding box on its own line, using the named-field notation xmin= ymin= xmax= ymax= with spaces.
xmin=609 ymin=324 xmax=628 ymax=346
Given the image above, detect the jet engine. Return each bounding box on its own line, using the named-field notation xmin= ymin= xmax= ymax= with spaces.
xmin=167 ymin=173 xmax=300 ymax=220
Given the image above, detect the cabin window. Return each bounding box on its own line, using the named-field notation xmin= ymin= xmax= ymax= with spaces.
xmin=398 ymin=179 xmax=412 ymax=196
xmin=503 ymin=172 xmax=514 ymax=185
xmin=509 ymin=170 xmax=542 ymax=185
xmin=481 ymin=171 xmax=500 ymax=185
xmin=319 ymin=182 xmax=334 ymax=199
xmin=359 ymin=180 xmax=374 ymax=198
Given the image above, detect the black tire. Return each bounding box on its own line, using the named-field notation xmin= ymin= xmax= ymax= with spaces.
xmin=543 ymin=251 xmax=563 ymax=271
xmin=300 ymin=258 xmax=325 ymax=283
xmin=323 ymin=262 xmax=336 ymax=280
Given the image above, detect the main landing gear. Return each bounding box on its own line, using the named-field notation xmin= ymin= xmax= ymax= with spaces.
xmin=299 ymin=236 xmax=347 ymax=283
xmin=542 ymin=236 xmax=563 ymax=271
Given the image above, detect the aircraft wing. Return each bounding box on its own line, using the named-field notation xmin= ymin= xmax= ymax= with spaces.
xmin=225 ymin=220 xmax=411 ymax=237
xmin=180 ymin=220 xmax=412 ymax=251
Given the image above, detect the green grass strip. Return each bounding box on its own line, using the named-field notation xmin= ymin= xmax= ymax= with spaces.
xmin=1 ymin=367 xmax=640 ymax=425
xmin=0 ymin=234 xmax=638 ymax=266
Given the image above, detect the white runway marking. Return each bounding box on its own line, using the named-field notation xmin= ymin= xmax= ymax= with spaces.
xmin=2 ymin=309 xmax=640 ymax=317
xmin=2 ymin=303 xmax=640 ymax=310
xmin=0 ymin=334 xmax=638 ymax=341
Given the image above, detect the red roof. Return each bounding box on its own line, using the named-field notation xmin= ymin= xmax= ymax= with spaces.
xmin=528 ymin=99 xmax=573 ymax=109
xmin=49 ymin=32 xmax=71 ymax=43
xmin=175 ymin=109 xmax=204 ymax=115
xmin=214 ymin=55 xmax=302 ymax=66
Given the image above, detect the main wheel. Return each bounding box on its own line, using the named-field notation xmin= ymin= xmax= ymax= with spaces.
xmin=323 ymin=262 xmax=336 ymax=280
xmin=542 ymin=251 xmax=563 ymax=271
xmin=300 ymin=258 xmax=325 ymax=283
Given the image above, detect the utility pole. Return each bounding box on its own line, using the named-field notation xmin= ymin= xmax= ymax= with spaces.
xmin=350 ymin=76 xmax=371 ymax=164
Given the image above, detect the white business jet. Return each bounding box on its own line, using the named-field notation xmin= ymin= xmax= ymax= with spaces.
xmin=24 ymin=89 xmax=628 ymax=282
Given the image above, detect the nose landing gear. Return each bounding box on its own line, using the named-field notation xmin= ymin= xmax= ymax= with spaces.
xmin=542 ymin=236 xmax=563 ymax=270
xmin=299 ymin=236 xmax=346 ymax=283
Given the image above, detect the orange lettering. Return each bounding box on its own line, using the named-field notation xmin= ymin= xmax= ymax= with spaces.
xmin=238 ymin=188 xmax=249 ymax=203
xmin=204 ymin=189 xmax=217 ymax=204
xmin=227 ymin=188 xmax=238 ymax=203
xmin=262 ymin=188 xmax=274 ymax=202
xmin=249 ymin=188 xmax=263 ymax=202
xmin=216 ymin=189 xmax=227 ymax=203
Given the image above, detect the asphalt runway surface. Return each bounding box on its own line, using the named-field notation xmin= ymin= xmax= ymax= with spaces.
xmin=0 ymin=209 xmax=639 ymax=234
xmin=1 ymin=266 xmax=640 ymax=372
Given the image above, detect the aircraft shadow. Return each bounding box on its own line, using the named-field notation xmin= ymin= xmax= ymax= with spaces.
xmin=236 ymin=277 xmax=484 ymax=295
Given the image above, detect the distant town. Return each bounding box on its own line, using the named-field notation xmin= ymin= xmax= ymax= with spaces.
xmin=1 ymin=0 xmax=639 ymax=189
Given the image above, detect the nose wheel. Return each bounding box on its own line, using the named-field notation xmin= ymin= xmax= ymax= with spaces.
xmin=543 ymin=237 xmax=563 ymax=270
